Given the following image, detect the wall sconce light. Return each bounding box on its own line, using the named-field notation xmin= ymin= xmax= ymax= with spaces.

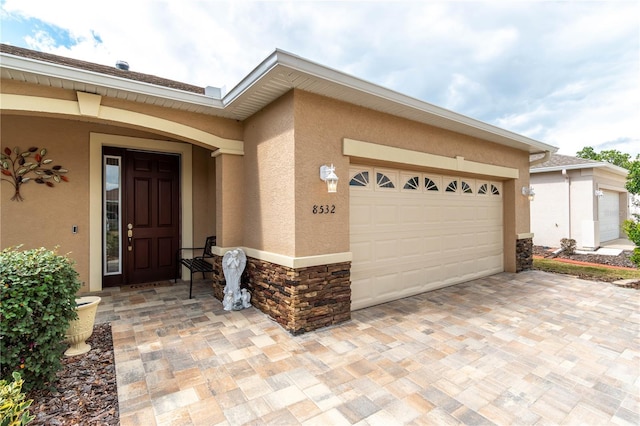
xmin=522 ymin=186 xmax=535 ymax=201
xmin=595 ymin=189 xmax=604 ymax=198
xmin=320 ymin=164 xmax=339 ymax=193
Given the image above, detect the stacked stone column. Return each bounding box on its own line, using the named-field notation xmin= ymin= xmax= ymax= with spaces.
xmin=209 ymin=254 xmax=351 ymax=334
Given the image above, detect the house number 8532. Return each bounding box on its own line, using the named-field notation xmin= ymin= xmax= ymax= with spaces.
xmin=312 ymin=204 xmax=336 ymax=214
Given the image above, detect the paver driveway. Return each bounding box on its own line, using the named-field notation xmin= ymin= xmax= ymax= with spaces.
xmin=95 ymin=270 xmax=639 ymax=425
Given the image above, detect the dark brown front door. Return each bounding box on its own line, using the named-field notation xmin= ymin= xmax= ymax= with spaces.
xmin=125 ymin=150 xmax=180 ymax=283
xmin=103 ymin=148 xmax=180 ymax=286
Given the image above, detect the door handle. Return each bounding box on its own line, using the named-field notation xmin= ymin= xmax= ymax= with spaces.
xmin=127 ymin=224 xmax=133 ymax=251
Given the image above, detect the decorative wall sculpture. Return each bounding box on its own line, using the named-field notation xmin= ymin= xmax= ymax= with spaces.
xmin=1 ymin=147 xmax=70 ymax=201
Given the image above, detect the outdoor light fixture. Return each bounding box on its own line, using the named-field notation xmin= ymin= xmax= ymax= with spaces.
xmin=522 ymin=186 xmax=535 ymax=201
xmin=595 ymin=189 xmax=604 ymax=198
xmin=320 ymin=164 xmax=339 ymax=193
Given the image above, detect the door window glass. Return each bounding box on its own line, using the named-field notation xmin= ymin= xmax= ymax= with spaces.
xmin=104 ymin=156 xmax=122 ymax=274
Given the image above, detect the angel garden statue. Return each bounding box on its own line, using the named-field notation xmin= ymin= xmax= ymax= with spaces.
xmin=222 ymin=248 xmax=249 ymax=310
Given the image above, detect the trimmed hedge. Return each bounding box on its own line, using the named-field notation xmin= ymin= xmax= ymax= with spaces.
xmin=623 ymin=217 xmax=640 ymax=266
xmin=0 ymin=247 xmax=81 ymax=391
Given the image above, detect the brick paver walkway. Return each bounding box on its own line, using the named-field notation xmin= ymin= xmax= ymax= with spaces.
xmin=94 ymin=271 xmax=640 ymax=425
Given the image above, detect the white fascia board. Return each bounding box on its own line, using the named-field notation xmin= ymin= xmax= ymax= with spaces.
xmin=221 ymin=51 xmax=281 ymax=105
xmin=224 ymin=49 xmax=558 ymax=154
xmin=0 ymin=54 xmax=224 ymax=109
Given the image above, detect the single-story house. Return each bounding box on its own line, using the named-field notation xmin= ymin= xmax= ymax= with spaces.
xmin=530 ymin=154 xmax=629 ymax=250
xmin=0 ymin=44 xmax=557 ymax=334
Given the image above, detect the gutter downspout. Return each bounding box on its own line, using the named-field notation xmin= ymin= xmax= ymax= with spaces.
xmin=564 ymin=170 xmax=572 ymax=240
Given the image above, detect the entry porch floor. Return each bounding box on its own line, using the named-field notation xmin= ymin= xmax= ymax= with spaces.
xmin=93 ymin=271 xmax=639 ymax=425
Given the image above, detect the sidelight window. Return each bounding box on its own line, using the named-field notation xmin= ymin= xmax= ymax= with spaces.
xmin=104 ymin=156 xmax=122 ymax=275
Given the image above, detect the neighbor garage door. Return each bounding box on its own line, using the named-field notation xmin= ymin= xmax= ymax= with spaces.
xmin=350 ymin=167 xmax=504 ymax=311
xmin=599 ymin=190 xmax=620 ymax=242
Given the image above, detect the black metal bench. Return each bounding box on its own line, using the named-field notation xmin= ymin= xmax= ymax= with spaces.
xmin=175 ymin=236 xmax=216 ymax=299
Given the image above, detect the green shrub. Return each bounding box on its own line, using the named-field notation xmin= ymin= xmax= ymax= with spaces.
xmin=560 ymin=238 xmax=576 ymax=255
xmin=623 ymin=216 xmax=640 ymax=267
xmin=0 ymin=247 xmax=81 ymax=391
xmin=0 ymin=372 xmax=34 ymax=426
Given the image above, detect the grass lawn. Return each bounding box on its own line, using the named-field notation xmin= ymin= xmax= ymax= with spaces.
xmin=533 ymin=258 xmax=640 ymax=283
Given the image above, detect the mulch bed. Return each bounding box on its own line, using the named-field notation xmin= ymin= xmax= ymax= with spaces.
xmin=26 ymin=323 xmax=118 ymax=425
xmin=533 ymin=245 xmax=637 ymax=269
xmin=533 ymin=245 xmax=639 ymax=288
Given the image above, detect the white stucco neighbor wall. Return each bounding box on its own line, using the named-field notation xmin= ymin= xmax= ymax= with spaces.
xmin=572 ymin=169 xmax=597 ymax=249
xmin=531 ymin=166 xmax=629 ymax=249
xmin=530 ymin=172 xmax=570 ymax=247
xmin=531 ymin=168 xmax=597 ymax=249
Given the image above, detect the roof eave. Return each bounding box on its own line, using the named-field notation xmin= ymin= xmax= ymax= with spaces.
xmin=2 ymin=48 xmax=559 ymax=155
xmin=0 ymin=53 xmax=225 ymax=110
xmin=224 ymin=49 xmax=558 ymax=154
xmin=531 ymin=162 xmax=628 ymax=175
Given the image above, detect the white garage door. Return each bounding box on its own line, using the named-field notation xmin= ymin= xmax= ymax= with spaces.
xmin=599 ymin=190 xmax=620 ymax=242
xmin=350 ymin=167 xmax=504 ymax=311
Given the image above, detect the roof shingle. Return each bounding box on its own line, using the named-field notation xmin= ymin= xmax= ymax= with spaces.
xmin=530 ymin=153 xmax=601 ymax=169
xmin=0 ymin=43 xmax=205 ymax=94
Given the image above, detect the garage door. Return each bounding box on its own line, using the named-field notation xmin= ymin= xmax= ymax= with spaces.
xmin=599 ymin=190 xmax=620 ymax=242
xmin=350 ymin=167 xmax=503 ymax=311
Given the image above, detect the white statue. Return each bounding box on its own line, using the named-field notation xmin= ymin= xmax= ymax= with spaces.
xmin=241 ymin=288 xmax=251 ymax=308
xmin=222 ymin=248 xmax=248 ymax=311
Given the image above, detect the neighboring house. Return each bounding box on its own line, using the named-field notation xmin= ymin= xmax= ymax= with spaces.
xmin=0 ymin=44 xmax=557 ymax=334
xmin=530 ymin=154 xmax=629 ymax=250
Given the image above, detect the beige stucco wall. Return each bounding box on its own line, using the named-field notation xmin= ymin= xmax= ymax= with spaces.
xmin=192 ymin=145 xmax=216 ymax=245
xmin=1 ymin=115 xmax=95 ymax=290
xmin=242 ymin=92 xmax=296 ymax=256
xmin=292 ymin=90 xmax=532 ymax=268
xmin=3 ymin=78 xmax=536 ymax=276
xmin=0 ymin=114 xmax=217 ymax=290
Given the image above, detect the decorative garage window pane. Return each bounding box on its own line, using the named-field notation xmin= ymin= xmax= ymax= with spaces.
xmin=446 ymin=180 xmax=458 ymax=192
xmin=478 ymin=183 xmax=488 ymax=195
xmin=376 ymin=172 xmax=395 ymax=189
xmin=491 ymin=184 xmax=500 ymax=195
xmin=403 ymin=176 xmax=420 ymax=190
xmin=461 ymin=181 xmax=473 ymax=194
xmin=424 ymin=177 xmax=439 ymax=191
xmin=350 ymin=171 xmax=369 ymax=187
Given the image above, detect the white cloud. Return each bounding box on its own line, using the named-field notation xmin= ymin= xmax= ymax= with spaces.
xmin=1 ymin=0 xmax=638 ymax=156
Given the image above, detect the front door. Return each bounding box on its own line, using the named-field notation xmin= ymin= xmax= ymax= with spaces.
xmin=103 ymin=148 xmax=180 ymax=286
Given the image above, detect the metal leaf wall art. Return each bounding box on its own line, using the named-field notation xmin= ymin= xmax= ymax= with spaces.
xmin=1 ymin=146 xmax=70 ymax=201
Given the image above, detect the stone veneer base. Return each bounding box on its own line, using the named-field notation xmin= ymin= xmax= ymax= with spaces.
xmin=210 ymin=254 xmax=351 ymax=335
xmin=516 ymin=237 xmax=533 ymax=272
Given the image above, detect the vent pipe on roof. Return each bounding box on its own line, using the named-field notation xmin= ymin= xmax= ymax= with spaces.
xmin=115 ymin=60 xmax=129 ymax=71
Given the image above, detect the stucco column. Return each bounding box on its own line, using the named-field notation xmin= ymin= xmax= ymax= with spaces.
xmin=503 ymin=179 xmax=517 ymax=272
xmin=214 ymin=152 xmax=244 ymax=247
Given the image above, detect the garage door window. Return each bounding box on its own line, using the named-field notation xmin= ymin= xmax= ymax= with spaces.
xmin=376 ymin=171 xmax=396 ymax=189
xmin=425 ymin=177 xmax=439 ymax=191
xmin=350 ymin=171 xmax=369 ymax=187
xmin=403 ymin=176 xmax=420 ymax=190
xmin=349 ymin=168 xmax=501 ymax=198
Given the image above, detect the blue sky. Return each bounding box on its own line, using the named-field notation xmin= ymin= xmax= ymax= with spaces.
xmin=1 ymin=0 xmax=638 ymax=156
